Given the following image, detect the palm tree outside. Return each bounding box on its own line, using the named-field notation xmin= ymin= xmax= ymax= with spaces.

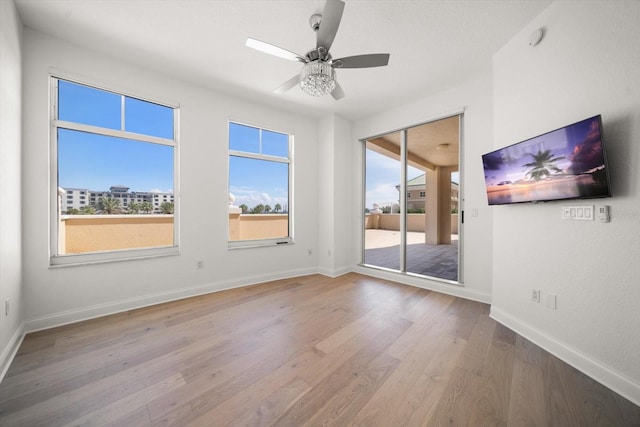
xmin=97 ymin=196 xmax=122 ymax=214
xmin=160 ymin=201 xmax=174 ymax=214
xmin=80 ymin=205 xmax=96 ymax=215
xmin=128 ymin=202 xmax=141 ymax=214
xmin=140 ymin=201 xmax=153 ymax=214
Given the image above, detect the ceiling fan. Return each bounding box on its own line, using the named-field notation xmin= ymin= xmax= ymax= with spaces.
xmin=245 ymin=0 xmax=390 ymax=100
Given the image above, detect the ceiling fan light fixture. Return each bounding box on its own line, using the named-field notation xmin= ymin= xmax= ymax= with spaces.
xmin=300 ymin=61 xmax=336 ymax=97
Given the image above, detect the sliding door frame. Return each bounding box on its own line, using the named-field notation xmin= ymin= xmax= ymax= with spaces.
xmin=360 ymin=110 xmax=465 ymax=286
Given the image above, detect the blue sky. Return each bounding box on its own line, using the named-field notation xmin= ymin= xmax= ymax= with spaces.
xmin=58 ymin=79 xmax=459 ymax=208
xmin=365 ymin=148 xmax=459 ymax=209
xmin=228 ymin=123 xmax=289 ymax=209
xmin=58 ymin=80 xmax=288 ymax=206
xmin=57 ymin=80 xmax=174 ymax=193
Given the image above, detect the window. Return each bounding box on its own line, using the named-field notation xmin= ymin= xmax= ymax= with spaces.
xmin=51 ymin=77 xmax=178 ymax=265
xmin=228 ymin=122 xmax=292 ymax=247
xmin=419 ymin=191 xmax=426 ymax=198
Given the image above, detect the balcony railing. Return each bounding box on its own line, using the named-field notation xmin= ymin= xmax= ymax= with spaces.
xmin=365 ymin=213 xmax=459 ymax=234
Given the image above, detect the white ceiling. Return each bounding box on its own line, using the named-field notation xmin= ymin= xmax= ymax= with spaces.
xmin=14 ymin=0 xmax=551 ymax=120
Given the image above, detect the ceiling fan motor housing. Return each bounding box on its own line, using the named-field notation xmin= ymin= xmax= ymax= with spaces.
xmin=300 ymin=61 xmax=336 ymax=96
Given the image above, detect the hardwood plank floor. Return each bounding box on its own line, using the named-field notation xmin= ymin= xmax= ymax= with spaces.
xmin=0 ymin=273 xmax=638 ymax=426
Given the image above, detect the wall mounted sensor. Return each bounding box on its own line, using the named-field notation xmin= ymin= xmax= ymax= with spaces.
xmin=529 ymin=28 xmax=544 ymax=47
xmin=599 ymin=205 xmax=610 ymax=223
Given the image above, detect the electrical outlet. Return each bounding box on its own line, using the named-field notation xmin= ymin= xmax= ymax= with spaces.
xmin=196 ymin=260 xmax=204 ymax=269
xmin=531 ymin=289 xmax=540 ymax=303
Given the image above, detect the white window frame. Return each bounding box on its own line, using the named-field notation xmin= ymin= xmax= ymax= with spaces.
xmin=228 ymin=121 xmax=293 ymax=249
xmin=50 ymin=75 xmax=180 ymax=266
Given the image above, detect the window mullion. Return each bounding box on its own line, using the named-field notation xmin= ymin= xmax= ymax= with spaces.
xmin=121 ymin=95 xmax=125 ymax=131
xmin=55 ymin=120 xmax=175 ymax=146
xmin=228 ymin=150 xmax=290 ymax=164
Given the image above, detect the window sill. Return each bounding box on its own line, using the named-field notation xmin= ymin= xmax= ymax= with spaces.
xmin=50 ymin=246 xmax=179 ymax=268
xmin=228 ymin=238 xmax=293 ymax=250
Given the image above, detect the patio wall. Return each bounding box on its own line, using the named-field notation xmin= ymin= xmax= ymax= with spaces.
xmin=61 ymin=215 xmax=174 ymax=254
xmin=365 ymin=213 xmax=459 ymax=234
xmin=60 ymin=214 xmax=289 ymax=254
xmin=229 ymin=214 xmax=288 ymax=241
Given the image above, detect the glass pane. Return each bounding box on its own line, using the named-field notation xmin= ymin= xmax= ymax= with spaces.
xmin=228 ymin=156 xmax=289 ymax=240
xmin=405 ymin=117 xmax=459 ymax=281
xmin=58 ymin=80 xmax=121 ymax=130
xmin=262 ymin=129 xmax=289 ymax=158
xmin=364 ymin=138 xmax=401 ymax=270
xmin=57 ymin=129 xmax=174 ymax=254
xmin=229 ymin=122 xmax=260 ymax=153
xmin=125 ymin=97 xmax=174 ymax=139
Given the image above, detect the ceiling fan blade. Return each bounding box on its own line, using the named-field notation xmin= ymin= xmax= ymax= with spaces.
xmin=333 ymin=54 xmax=390 ymax=69
xmin=331 ymin=81 xmax=345 ymax=100
xmin=246 ymin=38 xmax=305 ymax=63
xmin=274 ymin=75 xmax=300 ymax=94
xmin=317 ymin=0 xmax=345 ymax=51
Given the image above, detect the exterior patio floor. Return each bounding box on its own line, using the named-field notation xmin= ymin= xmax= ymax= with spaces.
xmin=363 ymin=229 xmax=459 ymax=281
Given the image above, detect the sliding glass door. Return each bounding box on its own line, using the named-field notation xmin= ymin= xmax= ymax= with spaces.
xmin=362 ymin=115 xmax=462 ymax=283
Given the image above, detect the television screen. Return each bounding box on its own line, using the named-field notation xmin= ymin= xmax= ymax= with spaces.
xmin=482 ymin=115 xmax=611 ymax=205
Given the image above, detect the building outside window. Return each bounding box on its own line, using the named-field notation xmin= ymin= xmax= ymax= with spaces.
xmin=51 ymin=77 xmax=178 ymax=265
xmin=228 ymin=122 xmax=292 ymax=247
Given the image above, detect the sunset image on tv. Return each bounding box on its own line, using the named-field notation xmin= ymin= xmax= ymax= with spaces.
xmin=482 ymin=115 xmax=610 ymax=205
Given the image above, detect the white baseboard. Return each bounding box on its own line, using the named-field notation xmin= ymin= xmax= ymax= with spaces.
xmin=354 ymin=265 xmax=491 ymax=304
xmin=23 ymin=266 xmax=318 ymax=334
xmin=0 ymin=323 xmax=25 ymax=383
xmin=317 ymin=265 xmax=352 ymax=278
xmin=490 ymin=306 xmax=640 ymax=407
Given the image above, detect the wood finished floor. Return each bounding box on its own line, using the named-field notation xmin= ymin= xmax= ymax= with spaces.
xmin=0 ymin=273 xmax=638 ymax=426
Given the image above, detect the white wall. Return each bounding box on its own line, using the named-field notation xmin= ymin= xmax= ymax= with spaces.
xmin=491 ymin=1 xmax=640 ymax=404
xmin=0 ymin=0 xmax=24 ymax=377
xmin=351 ymin=71 xmax=494 ymax=303
xmin=21 ymin=29 xmax=319 ymax=330
xmin=317 ymin=114 xmax=353 ymax=277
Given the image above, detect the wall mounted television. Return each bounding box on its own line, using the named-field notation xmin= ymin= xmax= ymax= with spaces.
xmin=482 ymin=115 xmax=611 ymax=205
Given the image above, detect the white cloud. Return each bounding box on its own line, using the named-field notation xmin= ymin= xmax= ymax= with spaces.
xmin=149 ymin=188 xmax=173 ymax=194
xmin=230 ymin=186 xmax=286 ymax=209
xmin=366 ymin=183 xmax=399 ymax=209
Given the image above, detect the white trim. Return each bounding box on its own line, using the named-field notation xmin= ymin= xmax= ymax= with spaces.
xmin=49 ymin=67 xmax=180 ymax=108
xmin=228 ymin=150 xmax=289 ymax=164
xmin=50 ymin=246 xmax=179 ymax=267
xmin=55 ymin=120 xmax=175 ymax=146
xmin=0 ymin=323 xmax=25 ymax=383
xmin=23 ymin=267 xmax=319 ymax=334
xmin=354 ymin=265 xmax=490 ymax=304
xmin=317 ymin=265 xmax=352 ymax=278
xmin=490 ymin=306 xmax=640 ymax=407
xmin=228 ymin=237 xmax=293 ymax=249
